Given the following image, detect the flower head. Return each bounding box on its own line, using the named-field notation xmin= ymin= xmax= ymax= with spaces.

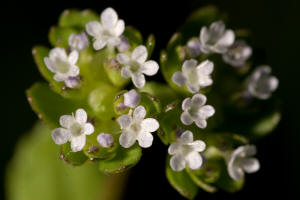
xmin=222 ymin=40 xmax=252 ymax=67
xmin=168 ymin=130 xmax=206 ymax=171
xmin=247 ymin=65 xmax=278 ymax=99
xmin=124 ymin=89 xmax=141 ymax=108
xmin=227 ymin=145 xmax=260 ymax=180
xmin=117 ymin=45 xmax=159 ymax=88
xmin=97 ymin=133 xmax=114 ymax=148
xmin=172 ymin=59 xmax=214 ymax=93
xmin=44 ymin=47 xmax=79 ymax=88
xmin=180 ymin=94 xmax=215 ymax=128
xmin=68 ymin=32 xmax=89 ymax=51
xmin=200 ymin=21 xmax=235 ymax=54
xmin=118 ymin=105 xmax=159 ymax=148
xmin=52 ymin=108 xmax=94 ymax=152
xmin=86 ymin=7 xmax=125 ymax=50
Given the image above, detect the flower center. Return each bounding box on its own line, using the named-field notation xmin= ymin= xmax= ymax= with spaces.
xmin=188 ymin=105 xmax=201 ymax=119
xmin=70 ymin=122 xmax=83 ymax=136
xmin=55 ymin=58 xmax=70 ymax=74
xmin=129 ymin=61 xmax=141 ymax=73
xmin=129 ymin=122 xmax=141 ymax=134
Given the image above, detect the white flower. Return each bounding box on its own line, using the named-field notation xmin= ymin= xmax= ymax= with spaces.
xmin=199 ymin=21 xmax=235 ymax=54
xmin=68 ymin=32 xmax=89 ymax=51
xmin=85 ymin=7 xmax=125 ymax=50
xmin=52 ymin=108 xmax=94 ymax=152
xmin=186 ymin=39 xmax=201 ymax=57
xmin=172 ymin=59 xmax=214 ymax=93
xmin=117 ymin=45 xmax=159 ymax=88
xmin=181 ymin=94 xmax=215 ymax=128
xmin=227 ymin=145 xmax=260 ymax=180
xmin=222 ymin=40 xmax=252 ymax=67
xmin=118 ymin=105 xmax=159 ymax=148
xmin=44 ymin=47 xmax=79 ymax=87
xmin=97 ymin=133 xmax=114 ymax=148
xmin=124 ymin=89 xmax=141 ymax=108
xmin=168 ymin=130 xmax=206 ymax=171
xmin=247 ymin=65 xmax=279 ymax=99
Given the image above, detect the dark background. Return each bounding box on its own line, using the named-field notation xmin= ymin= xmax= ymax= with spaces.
xmin=1 ymin=0 xmax=299 ymax=199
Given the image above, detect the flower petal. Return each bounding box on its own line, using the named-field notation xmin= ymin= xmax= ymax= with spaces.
xmin=97 ymin=133 xmax=114 ymax=148
xmin=199 ymin=105 xmax=215 ymax=119
xmin=83 ymin=123 xmax=94 ymax=135
xmin=52 ymin=128 xmax=71 ymax=145
xmin=137 ymin=132 xmax=153 ymax=148
xmin=182 ymin=97 xmax=192 ymax=111
xmin=68 ymin=50 xmax=79 ymax=65
xmin=124 ymin=89 xmax=141 ymax=108
xmin=118 ymin=115 xmax=132 ymax=129
xmin=189 ymin=140 xmax=206 ymax=152
xmin=195 ymin=119 xmax=207 ymax=129
xmin=131 ymin=45 xmax=148 ymax=63
xmin=187 ymin=83 xmax=200 ymax=93
xmin=168 ymin=142 xmax=181 ymax=155
xmin=50 ymin=47 xmax=67 ymax=60
xmin=141 ymin=118 xmax=159 ymax=132
xmin=186 ymin=151 xmax=203 ymax=170
xmin=101 ymin=7 xmax=118 ymax=28
xmin=180 ymin=112 xmax=193 ymax=125
xmin=218 ymin=30 xmax=235 ymax=47
xmin=197 ymin=60 xmax=214 ymax=75
xmin=172 ymin=71 xmax=186 ymax=87
xmin=170 ymin=154 xmax=186 ymax=171
xmin=133 ymin=105 xmax=146 ymax=121
xmin=180 ymin=130 xmax=193 ymax=143
xmin=75 ymin=108 xmax=87 ymax=123
xmin=54 ymin=74 xmax=67 ymax=82
xmin=182 ymin=59 xmax=197 ymax=74
xmin=228 ymin=164 xmax=244 ymax=181
xmin=59 ymin=115 xmax=75 ymax=128
xmin=114 ymin=20 xmax=125 ymax=36
xmin=119 ymin=131 xmax=137 ymax=148
xmin=132 ymin=73 xmax=145 ymax=88
xmin=93 ymin=39 xmax=107 ymax=50
xmin=192 ymin=93 xmax=207 ymax=106
xmin=242 ymin=158 xmax=260 ymax=173
xmin=121 ymin=66 xmax=131 ymax=78
xmin=67 ymin=65 xmax=80 ymax=77
xmin=141 ymin=60 xmax=159 ymax=76
xmin=86 ymin=21 xmax=102 ymax=37
xmin=200 ymin=27 xmax=209 ymax=46
xmin=117 ymin=53 xmax=130 ymax=65
xmin=44 ymin=58 xmax=56 ymax=72
xmin=70 ymin=135 xmax=86 ymax=152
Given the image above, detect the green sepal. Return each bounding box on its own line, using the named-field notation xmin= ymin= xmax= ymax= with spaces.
xmin=98 ymin=144 xmax=142 ymax=175
xmin=145 ymin=34 xmax=155 ymax=58
xmin=139 ymin=92 xmax=161 ymax=117
xmin=113 ymin=90 xmax=130 ymax=115
xmin=166 ymin=156 xmax=198 ymax=200
xmin=58 ymin=9 xmax=99 ymax=30
xmin=26 ymin=82 xmax=80 ymax=129
xmin=104 ymin=58 xmax=130 ymax=87
xmin=48 ymin=26 xmax=77 ymax=48
xmin=60 ymin=143 xmax=88 ymax=166
xmin=123 ymin=26 xmax=143 ymax=48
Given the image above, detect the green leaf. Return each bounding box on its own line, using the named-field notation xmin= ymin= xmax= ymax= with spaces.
xmin=26 ymin=82 xmax=80 ymax=128
xmin=166 ymin=157 xmax=198 ymax=199
xmin=123 ymin=26 xmax=143 ymax=48
xmin=251 ymin=110 xmax=281 ymax=137
xmin=60 ymin=142 xmax=88 ymax=166
xmin=145 ymin=34 xmax=155 ymax=58
xmin=98 ymin=144 xmax=142 ymax=175
xmin=49 ymin=26 xmax=77 ymax=48
xmin=58 ymin=9 xmax=99 ymax=29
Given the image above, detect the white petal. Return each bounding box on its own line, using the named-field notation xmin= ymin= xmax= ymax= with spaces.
xmin=198 ymin=76 xmax=213 ymax=87
xmin=199 ymin=27 xmax=209 ymax=46
xmin=44 ymin=58 xmax=56 ymax=72
xmin=192 ymin=93 xmax=207 ymax=106
xmin=83 ymin=123 xmax=94 ymax=135
xmin=93 ymin=39 xmax=107 ymax=50
xmin=59 ymin=115 xmax=75 ymax=128
xmin=97 ymin=133 xmax=114 ymax=148
xmin=114 ymin=20 xmax=125 ymax=36
xmin=197 ymin=60 xmax=214 ymax=75
xmin=131 ymin=45 xmax=148 ymax=63
xmin=199 ymin=105 xmax=215 ymax=119
xmin=141 ymin=118 xmax=159 ymax=132
xmin=68 ymin=51 xmax=79 ymax=64
xmin=121 ymin=66 xmax=132 ymax=78
xmin=195 ymin=119 xmax=207 ymax=129
xmin=141 ymin=60 xmax=159 ymax=76
xmin=50 ymin=47 xmax=67 ymax=60
xmin=180 ymin=112 xmax=193 ymax=125
xmin=172 ymin=71 xmax=186 ymax=86
xmin=107 ymin=37 xmax=121 ymax=47
xmin=132 ymin=73 xmax=145 ymax=88
xmin=52 ymin=128 xmax=71 ymax=145
xmin=186 ymin=152 xmax=203 ymax=170
xmin=228 ymin=164 xmax=244 ymax=181
xmin=180 ymin=130 xmax=194 ymax=143
xmin=168 ymin=142 xmax=181 ymax=155
xmin=117 ymin=53 xmax=130 ymax=65
xmin=218 ymin=30 xmax=235 ymax=47
xmin=70 ymin=135 xmax=86 ymax=152
xmin=182 ymin=59 xmax=197 ymax=73
xmin=182 ymin=97 xmax=192 ymax=111
xmin=54 ymin=74 xmax=67 ymax=82
xmin=242 ymin=158 xmax=260 ymax=173
xmin=170 ymin=154 xmax=186 ymax=171
xmin=118 ymin=115 xmax=132 ymax=129
xmin=119 ymin=131 xmax=137 ymax=148
xmin=187 ymin=83 xmax=200 ymax=93
xmin=124 ymin=89 xmax=141 ymax=108
xmin=189 ymin=140 xmax=206 ymax=152
xmin=242 ymin=145 xmax=257 ymax=157
xmin=137 ymin=132 xmax=153 ymax=148
xmin=101 ymin=7 xmax=118 ymax=28
xmin=67 ymin=65 xmax=80 ymax=77
xmin=86 ymin=21 xmax=102 ymax=37
xmin=269 ymin=76 xmax=279 ymax=91
xmin=133 ymin=105 xmax=146 ymax=121
xmin=75 ymin=108 xmax=87 ymax=123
